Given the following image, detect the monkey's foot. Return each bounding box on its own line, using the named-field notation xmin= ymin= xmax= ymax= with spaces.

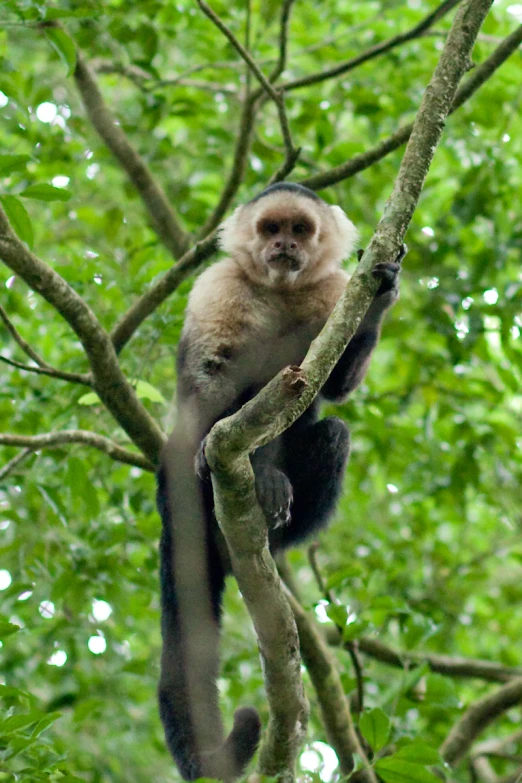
xmin=255 ymin=466 xmax=293 ymax=529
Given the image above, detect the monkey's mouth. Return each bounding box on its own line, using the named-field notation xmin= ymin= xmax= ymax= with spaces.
xmin=268 ymin=251 xmax=303 ymax=271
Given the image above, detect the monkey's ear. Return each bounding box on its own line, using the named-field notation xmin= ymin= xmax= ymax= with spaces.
xmin=218 ymin=205 xmax=245 ymax=255
xmin=328 ymin=205 xmax=359 ymax=260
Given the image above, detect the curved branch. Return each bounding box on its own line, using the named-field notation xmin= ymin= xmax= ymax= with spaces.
xmin=0 ymin=355 xmax=91 ymax=386
xmin=441 ymin=678 xmax=522 ymax=767
xmin=301 ymin=22 xmax=522 ymax=191
xmin=283 ymin=0 xmax=462 ymax=92
xmin=0 ymin=431 xmax=154 ymax=471
xmin=110 ymin=233 xmax=219 ymax=354
xmin=0 ymin=208 xmax=165 ymax=463
xmin=73 ymin=53 xmax=189 ymax=259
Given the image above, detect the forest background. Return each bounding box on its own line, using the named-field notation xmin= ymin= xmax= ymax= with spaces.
xmin=1 ymin=1 xmax=522 ymax=782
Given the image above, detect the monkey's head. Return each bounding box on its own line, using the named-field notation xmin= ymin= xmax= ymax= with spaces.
xmin=219 ymin=183 xmax=359 ymax=287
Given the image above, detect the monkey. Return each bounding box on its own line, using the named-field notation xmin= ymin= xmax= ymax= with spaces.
xmin=156 ymin=182 xmax=404 ymax=782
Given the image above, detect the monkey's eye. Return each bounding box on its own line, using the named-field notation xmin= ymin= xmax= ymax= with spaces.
xmin=293 ymin=223 xmax=309 ymax=235
xmin=265 ymin=222 xmax=279 ymax=235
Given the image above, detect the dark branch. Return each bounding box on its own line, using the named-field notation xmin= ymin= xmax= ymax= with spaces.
xmin=301 ymin=23 xmax=522 ymax=191
xmin=282 ymin=0 xmax=462 ymax=92
xmin=326 ymin=631 xmax=522 ymax=684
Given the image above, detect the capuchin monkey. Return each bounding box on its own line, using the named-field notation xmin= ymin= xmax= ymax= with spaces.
xmin=157 ymin=183 xmax=404 ymax=781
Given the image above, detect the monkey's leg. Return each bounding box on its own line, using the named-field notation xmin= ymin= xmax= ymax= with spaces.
xmin=270 ymin=416 xmax=350 ymax=550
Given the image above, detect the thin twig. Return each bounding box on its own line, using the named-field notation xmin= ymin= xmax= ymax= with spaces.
xmin=301 ymin=23 xmax=522 ymax=191
xmin=269 ymin=0 xmax=297 ymax=82
xmin=198 ymin=94 xmax=258 ymax=236
xmin=0 ymin=304 xmax=48 ymax=366
xmin=283 ymin=0 xmax=462 ymax=92
xmin=0 ymin=431 xmax=154 ymax=471
xmin=0 ymin=355 xmax=91 ymax=385
xmin=0 ymin=449 xmax=32 ymax=481
xmin=196 ymin=0 xmax=300 ymax=175
xmin=73 ymin=51 xmax=189 ymax=259
xmin=308 ymin=543 xmax=364 ymax=714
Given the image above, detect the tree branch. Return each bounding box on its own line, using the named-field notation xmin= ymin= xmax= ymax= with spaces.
xmin=282 ymin=0 xmax=462 ymax=92
xmin=73 ymin=52 xmax=189 ymax=259
xmin=287 ymin=591 xmax=377 ymax=782
xmin=326 ymin=630 xmax=522 ymax=683
xmin=0 ymin=431 xmax=154 ymax=471
xmin=110 ymin=233 xmax=218 ymax=354
xmin=301 ymin=23 xmax=522 ymax=191
xmin=441 ymin=678 xmax=522 ymax=767
xmin=0 ymin=207 xmax=165 ymax=463
xmin=0 ymin=355 xmax=91 ymax=386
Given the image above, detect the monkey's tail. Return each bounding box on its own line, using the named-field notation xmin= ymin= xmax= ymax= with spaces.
xmin=157 ymin=458 xmax=261 ymax=781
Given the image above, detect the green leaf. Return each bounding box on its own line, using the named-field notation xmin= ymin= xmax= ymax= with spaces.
xmin=44 ymin=27 xmax=77 ymax=76
xmin=134 ymin=380 xmax=166 ymax=404
xmin=375 ymin=758 xmax=442 ymax=783
xmin=395 ymin=742 xmax=442 ymax=766
xmin=359 ymin=707 xmax=390 ymax=752
xmin=0 ymin=195 xmax=34 ymax=248
xmin=0 ymin=620 xmax=21 ymax=639
xmin=0 ymin=154 xmax=30 ymax=176
xmin=20 ymin=184 xmax=72 ymax=202
xmin=31 ymin=712 xmax=61 ymax=738
xmin=425 ymin=674 xmax=460 ymax=708
xmin=325 ymin=603 xmax=347 ymax=628
xmin=78 ymin=392 xmax=101 ymax=406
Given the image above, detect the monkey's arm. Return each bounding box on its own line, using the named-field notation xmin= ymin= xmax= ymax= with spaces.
xmin=321 ymin=247 xmax=405 ymax=402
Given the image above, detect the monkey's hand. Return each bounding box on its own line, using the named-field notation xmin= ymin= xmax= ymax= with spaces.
xmin=255 ymin=466 xmax=293 ymax=529
xmin=371 ymin=244 xmax=407 ymax=298
xmin=194 ymin=436 xmax=211 ymax=482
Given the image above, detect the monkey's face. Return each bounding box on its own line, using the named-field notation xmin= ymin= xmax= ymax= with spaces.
xmin=219 ymin=188 xmax=359 ymax=287
xmin=256 ymin=211 xmax=317 ymax=280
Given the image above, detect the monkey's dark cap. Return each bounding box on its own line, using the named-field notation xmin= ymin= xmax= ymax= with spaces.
xmin=250 ymin=182 xmax=322 ymax=203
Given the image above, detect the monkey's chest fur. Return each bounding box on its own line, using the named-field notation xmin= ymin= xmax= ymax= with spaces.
xmin=186 ymin=284 xmax=339 ymax=395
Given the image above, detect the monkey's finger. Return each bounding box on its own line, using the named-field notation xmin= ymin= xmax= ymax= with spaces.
xmin=395 ymin=243 xmax=408 ymax=265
